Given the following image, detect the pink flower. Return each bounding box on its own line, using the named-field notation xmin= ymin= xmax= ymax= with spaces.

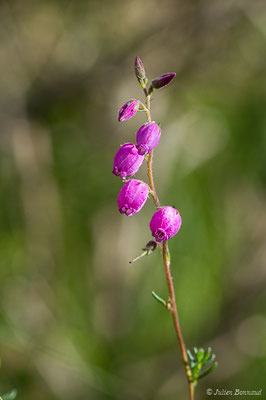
xmin=112 ymin=143 xmax=144 ymax=179
xmin=136 ymin=122 xmax=161 ymax=155
xmin=117 ymin=179 xmax=149 ymax=216
xmin=150 ymin=206 xmax=182 ymax=242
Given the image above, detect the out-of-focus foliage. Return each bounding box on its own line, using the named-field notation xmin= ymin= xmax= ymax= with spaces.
xmin=1 ymin=389 xmax=17 ymax=400
xmin=0 ymin=0 xmax=265 ymax=399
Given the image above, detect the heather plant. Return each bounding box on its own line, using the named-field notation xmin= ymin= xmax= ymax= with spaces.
xmin=113 ymin=57 xmax=218 ymax=400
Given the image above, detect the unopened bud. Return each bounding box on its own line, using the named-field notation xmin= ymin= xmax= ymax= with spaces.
xmin=134 ymin=56 xmax=146 ymax=79
xmin=118 ymin=99 xmax=139 ymax=122
xmin=152 ymin=73 xmax=176 ymax=89
xmin=134 ymin=57 xmax=148 ymax=88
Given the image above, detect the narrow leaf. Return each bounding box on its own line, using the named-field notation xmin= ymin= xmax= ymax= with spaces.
xmin=187 ymin=349 xmax=195 ymax=363
xmin=203 ymin=354 xmax=216 ymax=367
xmin=198 ymin=362 xmax=218 ymax=380
xmin=197 ymin=348 xmax=204 ymax=362
xmin=191 ymin=364 xmax=200 ymax=378
xmin=203 ymin=347 xmax=212 ymax=363
xmin=152 ymin=291 xmax=167 ymax=308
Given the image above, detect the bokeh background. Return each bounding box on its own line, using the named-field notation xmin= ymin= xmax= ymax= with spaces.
xmin=0 ymin=0 xmax=266 ymax=399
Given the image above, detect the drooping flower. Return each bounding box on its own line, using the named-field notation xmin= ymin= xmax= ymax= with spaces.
xmin=152 ymin=73 xmax=176 ymax=89
xmin=150 ymin=206 xmax=182 ymax=242
xmin=112 ymin=143 xmax=144 ymax=179
xmin=136 ymin=122 xmax=161 ymax=155
xmin=118 ymin=99 xmax=139 ymax=122
xmin=117 ymin=179 xmax=149 ymax=216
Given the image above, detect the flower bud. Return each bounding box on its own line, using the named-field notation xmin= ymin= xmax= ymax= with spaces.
xmin=118 ymin=99 xmax=139 ymax=122
xmin=152 ymin=73 xmax=176 ymax=89
xmin=117 ymin=179 xmax=149 ymax=216
xmin=136 ymin=122 xmax=161 ymax=155
xmin=150 ymin=206 xmax=182 ymax=242
xmin=134 ymin=56 xmax=146 ymax=79
xmin=112 ymin=143 xmax=144 ymax=179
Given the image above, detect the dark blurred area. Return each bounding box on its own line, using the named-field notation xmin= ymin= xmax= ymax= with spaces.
xmin=0 ymin=0 xmax=266 ymax=399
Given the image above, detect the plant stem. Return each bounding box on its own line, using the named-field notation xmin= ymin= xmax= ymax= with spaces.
xmin=162 ymin=241 xmax=194 ymax=400
xmin=147 ymin=151 xmax=160 ymax=209
xmin=144 ymin=90 xmax=160 ymax=210
xmin=143 ymin=89 xmax=194 ymax=400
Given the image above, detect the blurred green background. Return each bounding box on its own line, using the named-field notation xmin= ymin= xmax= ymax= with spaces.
xmin=0 ymin=0 xmax=266 ymax=399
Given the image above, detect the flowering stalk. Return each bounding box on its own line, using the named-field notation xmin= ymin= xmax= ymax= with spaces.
xmin=113 ymin=57 xmax=217 ymax=400
xmin=143 ymin=83 xmax=194 ymax=400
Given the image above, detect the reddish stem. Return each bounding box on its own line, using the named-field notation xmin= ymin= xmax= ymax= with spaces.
xmin=144 ymin=89 xmax=194 ymax=400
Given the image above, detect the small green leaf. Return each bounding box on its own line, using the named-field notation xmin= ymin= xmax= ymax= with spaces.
xmin=197 ymin=348 xmax=204 ymax=362
xmin=187 ymin=349 xmax=195 ymax=363
xmin=198 ymin=362 xmax=218 ymax=380
xmin=152 ymin=291 xmax=167 ymax=308
xmin=188 ymin=346 xmax=218 ymax=383
xmin=203 ymin=353 xmax=216 ymax=367
xmin=191 ymin=364 xmax=200 ymax=378
xmin=203 ymin=347 xmax=212 ymax=363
